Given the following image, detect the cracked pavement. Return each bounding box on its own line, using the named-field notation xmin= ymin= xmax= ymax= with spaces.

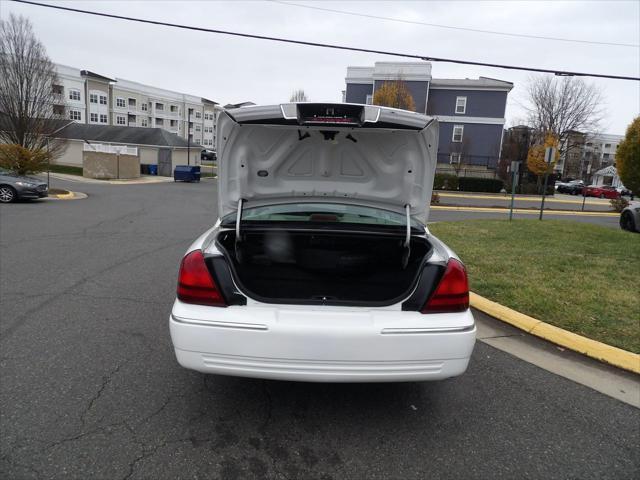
xmin=1 ymin=178 xmax=638 ymax=479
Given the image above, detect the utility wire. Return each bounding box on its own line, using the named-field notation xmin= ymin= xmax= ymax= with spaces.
xmin=272 ymin=0 xmax=640 ymax=48
xmin=10 ymin=0 xmax=640 ymax=81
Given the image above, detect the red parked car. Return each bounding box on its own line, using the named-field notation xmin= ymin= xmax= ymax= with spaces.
xmin=582 ymin=185 xmax=621 ymax=199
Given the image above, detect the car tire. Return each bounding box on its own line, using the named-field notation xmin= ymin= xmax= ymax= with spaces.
xmin=0 ymin=185 xmax=16 ymax=203
xmin=620 ymin=212 xmax=636 ymax=232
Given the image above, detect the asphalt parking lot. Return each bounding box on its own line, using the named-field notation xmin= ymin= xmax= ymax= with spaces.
xmin=1 ymin=178 xmax=638 ymax=479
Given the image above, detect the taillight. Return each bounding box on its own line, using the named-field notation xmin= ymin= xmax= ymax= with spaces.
xmin=177 ymin=250 xmax=227 ymax=307
xmin=421 ymin=259 xmax=469 ymax=313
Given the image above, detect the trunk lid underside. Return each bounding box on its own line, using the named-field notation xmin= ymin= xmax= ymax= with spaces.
xmin=217 ymin=103 xmax=439 ymax=224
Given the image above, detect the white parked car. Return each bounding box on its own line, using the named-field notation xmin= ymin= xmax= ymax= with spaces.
xmin=170 ymin=103 xmax=476 ymax=382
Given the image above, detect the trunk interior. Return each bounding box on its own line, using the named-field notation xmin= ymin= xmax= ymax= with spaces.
xmin=215 ymin=228 xmax=432 ymax=306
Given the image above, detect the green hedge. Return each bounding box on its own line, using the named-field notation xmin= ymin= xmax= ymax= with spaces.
xmin=433 ymin=173 xmax=459 ymax=190
xmin=458 ymin=177 xmax=504 ymax=193
xmin=516 ymin=182 xmax=555 ymax=195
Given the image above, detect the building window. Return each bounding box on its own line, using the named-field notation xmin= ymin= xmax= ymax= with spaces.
xmin=69 ymin=89 xmax=81 ymax=101
xmin=170 ymin=119 xmax=178 ymax=127
xmin=450 ymin=153 xmax=462 ymax=164
xmin=69 ymin=110 xmax=81 ymax=121
xmin=604 ymin=143 xmax=611 ymax=149
xmin=100 ymin=114 xmax=108 ymax=123
xmin=90 ymin=93 xmax=98 ymax=103
xmin=141 ymin=118 xmax=148 ymax=127
xmin=155 ymin=103 xmax=164 ymax=111
xmin=603 ymin=153 xmax=610 ymax=160
xmin=116 ymin=97 xmax=126 ymax=108
xmin=195 ymin=137 xmax=201 ymax=144
xmin=141 ymin=103 xmax=148 ymax=111
xmin=128 ymin=98 xmax=136 ymax=108
xmin=52 ymin=84 xmax=63 ymax=95
xmin=156 ymin=118 xmax=163 ymax=126
xmin=365 ymin=94 xmax=373 ymax=105
xmin=170 ymin=105 xmax=178 ymax=113
xmin=90 ymin=113 xmax=98 ymax=122
xmin=452 ymin=125 xmax=464 ymax=142
xmin=100 ymin=95 xmax=107 ymax=105
xmin=455 ymin=96 xmax=467 ymax=114
xmin=116 ymin=115 xmax=126 ymax=125
xmin=195 ymin=125 xmax=201 ymax=132
xmin=195 ymin=111 xmax=202 ymax=119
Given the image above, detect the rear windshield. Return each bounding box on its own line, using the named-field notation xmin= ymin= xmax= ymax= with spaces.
xmin=222 ymin=203 xmax=422 ymax=228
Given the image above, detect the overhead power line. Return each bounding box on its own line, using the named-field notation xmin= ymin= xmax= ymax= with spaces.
xmin=273 ymin=0 xmax=640 ymax=48
xmin=10 ymin=0 xmax=640 ymax=82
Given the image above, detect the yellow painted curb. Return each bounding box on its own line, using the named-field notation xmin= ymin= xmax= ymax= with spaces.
xmin=431 ymin=205 xmax=618 ymax=217
xmin=439 ymin=192 xmax=607 ymax=206
xmin=470 ymin=292 xmax=640 ymax=374
xmin=52 ymin=191 xmax=75 ymax=199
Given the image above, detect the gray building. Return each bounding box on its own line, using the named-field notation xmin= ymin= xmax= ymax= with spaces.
xmin=344 ymin=62 xmax=513 ymax=176
xmin=52 ymin=123 xmax=200 ymax=176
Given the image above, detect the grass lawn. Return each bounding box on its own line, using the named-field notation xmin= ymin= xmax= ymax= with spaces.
xmin=49 ymin=164 xmax=83 ymax=176
xmin=429 ymin=219 xmax=640 ymax=353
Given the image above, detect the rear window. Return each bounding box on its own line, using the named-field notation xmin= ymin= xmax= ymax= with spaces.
xmin=223 ymin=203 xmax=422 ymax=228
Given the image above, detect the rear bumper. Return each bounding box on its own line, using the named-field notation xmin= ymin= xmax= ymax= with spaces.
xmin=169 ymin=303 xmax=476 ymax=382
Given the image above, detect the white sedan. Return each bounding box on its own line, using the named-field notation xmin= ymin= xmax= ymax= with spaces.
xmin=169 ymin=103 xmax=476 ymax=382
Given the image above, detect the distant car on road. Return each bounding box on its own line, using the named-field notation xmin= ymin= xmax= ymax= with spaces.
xmin=582 ymin=185 xmax=621 ymax=199
xmin=620 ymin=201 xmax=640 ymax=233
xmin=616 ymin=185 xmax=633 ymax=197
xmin=556 ymin=180 xmax=584 ymax=195
xmin=0 ymin=168 xmax=48 ymax=203
xmin=201 ymin=149 xmax=216 ymax=161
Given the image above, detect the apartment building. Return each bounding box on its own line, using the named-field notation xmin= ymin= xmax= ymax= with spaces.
xmin=554 ymin=132 xmax=625 ymax=180
xmin=52 ymin=64 xmax=223 ymax=151
xmin=344 ymin=62 xmax=513 ymax=177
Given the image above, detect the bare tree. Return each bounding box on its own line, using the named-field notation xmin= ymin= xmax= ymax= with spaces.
xmin=523 ymin=75 xmax=604 ymax=159
xmin=289 ymin=89 xmax=308 ymax=102
xmin=0 ymin=14 xmax=67 ymax=161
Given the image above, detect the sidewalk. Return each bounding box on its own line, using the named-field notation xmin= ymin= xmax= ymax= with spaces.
xmin=438 ymin=190 xmax=612 ymax=206
xmin=45 ymin=173 xmax=174 ymax=185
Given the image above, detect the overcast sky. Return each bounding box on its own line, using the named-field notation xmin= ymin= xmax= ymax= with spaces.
xmin=2 ymin=0 xmax=639 ymax=134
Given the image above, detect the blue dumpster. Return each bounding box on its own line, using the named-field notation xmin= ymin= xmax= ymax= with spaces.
xmin=148 ymin=164 xmax=158 ymax=176
xmin=174 ymin=165 xmax=201 ymax=183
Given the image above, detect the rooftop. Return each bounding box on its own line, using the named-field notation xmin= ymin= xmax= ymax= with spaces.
xmin=53 ymin=123 xmax=193 ymax=148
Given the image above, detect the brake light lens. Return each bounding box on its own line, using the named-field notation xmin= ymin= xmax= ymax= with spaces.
xmin=421 ymin=259 xmax=469 ymax=313
xmin=177 ymin=250 xmax=227 ymax=307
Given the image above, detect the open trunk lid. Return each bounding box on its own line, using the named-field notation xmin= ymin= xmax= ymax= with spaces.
xmin=217 ymin=103 xmax=439 ymax=223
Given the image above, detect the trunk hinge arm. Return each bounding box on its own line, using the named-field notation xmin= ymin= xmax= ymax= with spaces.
xmin=235 ymin=198 xmax=245 ymax=263
xmin=401 ymin=204 xmax=411 ymax=269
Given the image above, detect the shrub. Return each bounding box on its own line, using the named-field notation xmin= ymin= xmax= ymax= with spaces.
xmin=610 ymin=197 xmax=630 ymax=213
xmin=433 ymin=173 xmax=459 ymax=191
xmin=0 ymin=144 xmax=49 ymax=175
xmin=458 ymin=177 xmax=504 ymax=193
xmin=517 ymin=182 xmax=555 ymax=195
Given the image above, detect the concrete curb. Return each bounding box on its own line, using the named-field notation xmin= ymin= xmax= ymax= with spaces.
xmin=470 ymin=292 xmax=640 ymax=374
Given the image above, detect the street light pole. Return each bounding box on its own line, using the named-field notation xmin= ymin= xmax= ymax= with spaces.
xmin=187 ymin=109 xmax=191 ymax=166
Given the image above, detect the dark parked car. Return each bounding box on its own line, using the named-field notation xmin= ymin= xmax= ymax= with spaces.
xmin=0 ymin=168 xmax=48 ymax=203
xmin=201 ymin=149 xmax=216 ymax=161
xmin=556 ymin=180 xmax=584 ymax=195
xmin=620 ymin=201 xmax=640 ymax=233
